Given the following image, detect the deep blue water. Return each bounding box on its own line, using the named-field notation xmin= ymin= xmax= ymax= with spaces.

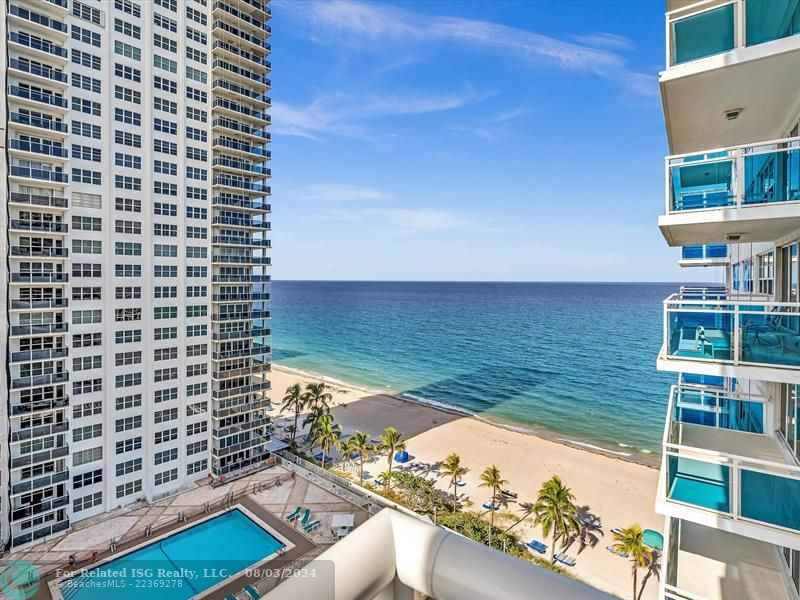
xmin=270 ymin=281 xmax=679 ymax=457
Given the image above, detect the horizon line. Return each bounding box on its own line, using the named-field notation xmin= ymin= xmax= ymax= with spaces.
xmin=271 ymin=279 xmax=717 ymax=284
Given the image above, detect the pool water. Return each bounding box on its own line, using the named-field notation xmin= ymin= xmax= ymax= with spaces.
xmin=61 ymin=509 xmax=284 ymax=600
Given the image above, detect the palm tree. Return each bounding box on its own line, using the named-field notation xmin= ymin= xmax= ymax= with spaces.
xmin=303 ymin=382 xmax=333 ymax=412
xmin=378 ymin=427 xmax=406 ymax=491
xmin=308 ymin=414 xmax=341 ymax=469
xmin=612 ymin=525 xmax=651 ymax=600
xmin=349 ymin=431 xmax=373 ymax=486
xmin=531 ymin=475 xmax=581 ymax=562
xmin=280 ymin=384 xmax=305 ymax=443
xmin=441 ymin=453 xmax=467 ymax=511
xmin=478 ymin=465 xmax=507 ymax=544
xmin=339 ymin=438 xmax=355 ymax=471
xmin=302 ymin=405 xmax=328 ymax=440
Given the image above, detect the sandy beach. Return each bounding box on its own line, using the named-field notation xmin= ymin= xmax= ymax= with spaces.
xmin=268 ymin=365 xmax=663 ymax=600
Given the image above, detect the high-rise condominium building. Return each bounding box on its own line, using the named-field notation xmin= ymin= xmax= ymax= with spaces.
xmin=0 ymin=0 xmax=272 ymax=549
xmin=656 ymin=1 xmax=799 ymax=598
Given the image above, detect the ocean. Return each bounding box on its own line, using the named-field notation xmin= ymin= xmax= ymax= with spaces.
xmin=269 ymin=281 xmax=679 ymax=459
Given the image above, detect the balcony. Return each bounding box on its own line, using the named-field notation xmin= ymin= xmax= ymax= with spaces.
xmin=659 ymin=137 xmax=800 ymax=245
xmin=662 ymin=518 xmax=794 ymax=600
xmin=11 ymin=445 xmax=69 ymax=469
xmin=9 ymin=219 xmax=67 ymax=234
xmin=212 ymin=255 xmax=271 ymax=266
xmin=9 ymin=165 xmax=68 ymax=184
xmin=9 ymin=112 xmax=68 ymax=134
xmin=9 ymin=138 xmax=68 ymax=159
xmin=212 ymin=292 xmax=270 ymax=303
xmin=11 ymin=397 xmax=69 ymax=418
xmin=10 ymin=297 xmax=67 ymax=310
xmin=11 ymin=494 xmax=69 ymax=522
xmin=658 ymin=385 xmax=800 ymax=548
xmin=212 ymin=235 xmax=271 ymax=248
xmin=12 ymin=372 xmax=68 ymax=389
xmin=10 ymin=272 xmax=68 ymax=284
xmin=211 ymin=327 xmax=270 ymax=342
xmin=212 ymin=19 xmax=270 ymax=53
xmin=9 ymin=191 xmax=68 ymax=209
xmin=10 ymin=347 xmax=67 ymax=363
xmin=9 ymin=58 xmax=68 ymax=86
xmin=9 ymin=85 xmax=69 ymax=111
xmin=680 ymin=244 xmax=729 ymax=267
xmin=659 ymin=293 xmax=800 ymax=382
xmin=10 ymin=322 xmax=68 ymax=336
xmin=10 ymin=246 xmax=68 ymax=259
xmin=8 ymin=31 xmax=68 ymax=60
xmin=661 ymin=0 xmax=800 ymax=153
xmin=8 ymin=4 xmax=68 ymax=35
xmin=212 ymin=193 xmax=271 ymax=211
xmin=12 ymin=518 xmax=69 ymax=548
xmin=212 ymin=273 xmax=270 ymax=283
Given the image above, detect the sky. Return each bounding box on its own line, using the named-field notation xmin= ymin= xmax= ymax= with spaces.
xmin=267 ymin=0 xmax=717 ymax=283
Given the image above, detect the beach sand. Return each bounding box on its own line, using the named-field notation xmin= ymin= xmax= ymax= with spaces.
xmin=268 ymin=365 xmax=662 ymax=599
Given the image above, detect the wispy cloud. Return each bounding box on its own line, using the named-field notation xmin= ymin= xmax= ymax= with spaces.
xmin=287 ymin=183 xmax=389 ymax=202
xmin=277 ymin=0 xmax=656 ymax=96
xmin=571 ymin=32 xmax=635 ymax=51
xmin=316 ymin=206 xmax=480 ymax=232
xmin=272 ymin=87 xmax=491 ymax=140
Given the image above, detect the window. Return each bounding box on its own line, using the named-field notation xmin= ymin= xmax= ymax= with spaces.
xmin=114 ymin=86 xmax=141 ymax=104
xmin=73 ymin=401 xmax=102 ymax=418
xmin=73 ymin=216 xmax=101 ymax=231
xmin=72 ymin=288 xmax=102 ymax=301
xmin=186 ymin=266 xmax=208 ymax=278
xmin=186 ymin=324 xmax=207 ymax=337
xmin=186 ymin=5 xmax=206 ymax=25
xmin=154 ymin=54 xmax=177 ymax=73
xmin=186 ymin=400 xmax=207 ymax=415
xmin=115 ymin=330 xmax=142 ymax=344
xmin=115 ymin=415 xmax=142 ymax=432
xmin=155 ymin=468 xmax=178 ymax=486
xmin=186 ymin=127 xmax=207 ymax=142
xmin=758 ymin=252 xmax=775 ymax=295
xmin=154 ymin=367 xmax=178 ymax=382
xmin=186 ymin=66 xmax=206 ymax=84
xmin=155 ymin=0 xmax=177 ymax=11
xmin=72 ymin=309 xmax=101 ymax=324
xmin=115 ymin=308 xmax=142 ymax=321
xmin=116 ymin=479 xmax=142 ymax=499
xmin=115 ymin=242 xmax=141 ymax=256
xmin=72 ymin=25 xmax=101 ymax=47
xmin=114 ymin=264 xmax=142 ymax=278
xmin=154 ymin=98 xmax=177 ymax=115
xmin=115 ymin=197 xmax=141 ymax=213
xmin=114 ymin=18 xmax=140 ymax=39
xmin=154 ymin=407 xmax=177 ymax=423
xmin=155 ymin=448 xmax=178 ymax=465
xmin=187 ymin=422 xmax=207 ymax=436
xmin=115 ymin=437 xmax=142 ymax=455
xmin=72 ymin=239 xmax=102 ymax=254
xmin=187 ymin=459 xmax=207 ymax=476
xmin=186 ymin=246 xmax=207 ymax=258
xmin=154 ymin=76 xmax=177 ymax=94
xmin=73 ymin=332 xmax=102 ymax=347
xmin=187 ymin=207 xmax=207 ymax=220
xmin=154 ymin=327 xmax=177 ymax=341
xmin=115 ymin=219 xmax=141 ymax=235
xmin=72 ymin=145 xmax=101 ymax=162
xmin=186 ymin=344 xmax=207 ymax=357
xmin=154 ymin=286 xmax=177 ymax=299
xmin=73 ymin=423 xmax=102 ymax=442
xmin=72 ymin=169 xmax=101 ymax=185
xmin=115 ymin=153 xmax=141 ymax=169
xmin=73 ymin=192 xmax=102 ymax=209
xmin=186 ymin=363 xmax=207 ymax=378
xmin=186 ymin=47 xmax=206 ymax=64
xmin=115 ymin=63 xmax=141 ymax=82
xmin=115 ymin=175 xmax=142 ymax=191
xmin=187 ymin=187 xmax=207 ymax=201
xmin=72 ymin=120 xmax=101 ymax=139
xmin=154 ymin=119 xmax=177 ymax=135
xmin=114 ymin=109 xmax=141 ymax=126
xmin=154 ymin=387 xmax=178 ymax=403
xmin=72 ymin=49 xmax=101 ymax=70
xmin=73 ymin=378 xmax=102 ymax=395
xmin=73 ymin=446 xmax=103 ymax=467
xmin=154 ymin=347 xmax=178 ymax=361
xmin=116 ymin=458 xmax=142 ymax=476
xmin=187 ymin=382 xmax=208 ymax=396
xmin=73 ymin=470 xmax=102 ymax=489
xmin=114 ymin=40 xmax=141 ymax=61
xmin=154 ymin=244 xmax=177 ymax=258
xmin=742 ymin=259 xmax=754 ymax=293
xmin=115 ymin=372 xmax=142 ymax=388
xmin=73 ymin=1 xmax=102 ymax=26
xmin=115 ymin=0 xmax=141 ymax=18
xmin=186 ymin=166 xmax=207 ymax=180
xmin=186 ymin=286 xmax=207 ymax=298
xmin=153 ymin=13 xmax=177 ymax=33
xmin=154 ymin=223 xmax=178 ymax=237
xmin=186 ymin=226 xmax=207 ymax=239
xmin=115 ymin=130 xmax=142 ymax=148
xmin=72 ymin=97 xmax=101 ymax=115
xmin=154 ymin=265 xmax=177 ymax=278
xmin=72 ymin=263 xmax=102 ymax=278
xmin=154 ymin=139 xmax=178 ymax=155
xmin=74 ymin=492 xmax=102 ymax=513
xmin=154 ymin=159 xmax=177 ymax=175
xmin=154 ymin=429 xmax=178 ymax=444
xmin=186 ymin=27 xmax=206 ymax=45
xmin=115 ymin=394 xmax=142 ymax=410
xmin=186 ymin=147 xmax=207 ymax=161
xmin=73 ymin=355 xmax=101 ymax=371
xmin=187 ymin=440 xmax=208 ymax=455
xmin=154 ymin=307 xmax=177 ymax=320
xmin=154 ymin=33 xmax=177 ymax=53
xmin=72 ymin=72 xmax=101 ymax=93
xmin=115 ymin=287 xmax=141 ymax=300
xmin=114 ymin=351 xmax=141 ymax=366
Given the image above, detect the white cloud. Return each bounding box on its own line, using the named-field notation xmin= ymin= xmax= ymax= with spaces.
xmin=272 ymin=87 xmax=492 ymax=140
xmin=276 ymin=0 xmax=656 ymax=96
xmin=287 ymin=183 xmax=389 ymax=202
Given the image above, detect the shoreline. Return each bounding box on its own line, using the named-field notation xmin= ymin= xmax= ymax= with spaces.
xmin=272 ymin=363 xmax=660 ymax=469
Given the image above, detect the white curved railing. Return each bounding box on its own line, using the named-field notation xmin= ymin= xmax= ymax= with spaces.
xmin=265 ymin=508 xmax=613 ymax=600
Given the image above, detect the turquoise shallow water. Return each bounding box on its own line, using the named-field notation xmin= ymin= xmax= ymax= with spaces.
xmin=271 ymin=281 xmax=680 ymax=458
xmin=62 ymin=510 xmax=283 ymax=599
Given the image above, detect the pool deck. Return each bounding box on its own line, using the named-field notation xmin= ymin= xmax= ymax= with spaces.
xmin=5 ymin=465 xmax=369 ymax=600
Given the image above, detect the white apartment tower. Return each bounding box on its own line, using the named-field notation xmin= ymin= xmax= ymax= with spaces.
xmin=656 ymin=1 xmax=799 ymax=599
xmin=1 ymin=0 xmax=271 ymax=549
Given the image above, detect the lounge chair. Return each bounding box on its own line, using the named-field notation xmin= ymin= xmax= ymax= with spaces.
xmin=611 ymin=527 xmax=623 ymax=536
xmin=526 ymin=540 xmax=547 ymax=554
xmin=299 ymin=508 xmax=311 ymax=526
xmin=243 ymin=584 xmax=260 ymax=600
xmin=606 ymin=545 xmax=629 ymax=558
xmin=285 ymin=506 xmax=302 ymax=522
xmin=482 ymin=501 xmax=500 ymax=510
xmin=225 ymin=595 xmax=238 ymax=600
xmin=554 ymin=553 xmax=576 ymax=567
xmin=303 ymin=519 xmax=321 ymax=532
xmin=580 ymin=516 xmax=601 ymax=528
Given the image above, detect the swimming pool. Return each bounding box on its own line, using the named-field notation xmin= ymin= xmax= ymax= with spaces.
xmin=60 ymin=509 xmax=285 ymax=600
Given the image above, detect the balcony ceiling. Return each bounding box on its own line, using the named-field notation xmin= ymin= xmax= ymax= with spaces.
xmin=660 ymin=42 xmax=800 ymax=154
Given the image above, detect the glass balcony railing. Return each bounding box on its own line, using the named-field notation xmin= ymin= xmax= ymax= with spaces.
xmin=681 ymin=244 xmax=728 ymax=260
xmin=663 ymin=384 xmax=800 ymax=534
xmin=664 ymin=292 xmax=800 ymax=368
xmin=9 ymin=58 xmax=68 ymax=83
xmin=8 ymin=32 xmax=68 ymax=58
xmin=9 ymin=86 xmax=68 ymax=109
xmin=8 ymin=4 xmax=68 ymax=33
xmin=9 ymin=139 xmax=68 ymax=158
xmin=668 ymin=0 xmax=800 ymax=66
xmin=666 ymin=136 xmax=800 ymax=213
xmin=10 ymin=112 xmax=68 ymax=133
xmin=10 ymin=166 xmax=68 ymax=183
